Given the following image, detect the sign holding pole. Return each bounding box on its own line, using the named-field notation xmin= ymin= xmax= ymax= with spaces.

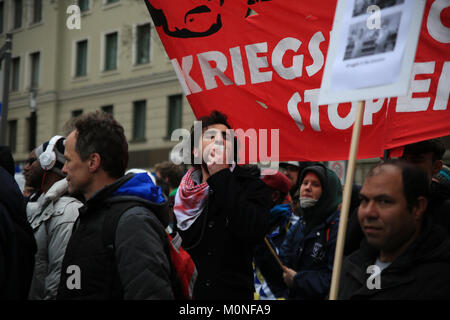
xmin=318 ymin=0 xmax=426 ymax=300
xmin=264 ymin=237 xmax=284 ymax=270
xmin=329 ymin=100 xmax=364 ymax=300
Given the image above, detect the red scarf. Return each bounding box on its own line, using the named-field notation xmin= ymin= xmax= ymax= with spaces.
xmin=173 ymin=168 xmax=210 ymax=230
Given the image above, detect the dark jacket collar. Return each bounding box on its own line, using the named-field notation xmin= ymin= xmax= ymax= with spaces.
xmin=80 ymin=173 xmax=169 ymax=228
xmin=84 ymin=174 xmax=134 ymax=208
xmin=345 ymin=216 xmax=450 ymax=289
xmin=299 ymin=209 xmax=339 ymax=241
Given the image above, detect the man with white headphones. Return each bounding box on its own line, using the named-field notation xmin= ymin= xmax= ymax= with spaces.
xmin=26 ymin=135 xmax=83 ymax=299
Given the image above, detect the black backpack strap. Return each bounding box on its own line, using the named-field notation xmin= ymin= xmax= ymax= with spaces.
xmin=101 ymin=199 xmax=184 ymax=299
xmin=102 ymin=200 xmax=143 ymax=250
xmin=101 ymin=200 xmax=143 ymax=299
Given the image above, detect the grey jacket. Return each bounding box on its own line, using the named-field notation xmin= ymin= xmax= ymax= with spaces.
xmin=115 ymin=205 xmax=174 ymax=299
xmin=27 ymin=178 xmax=82 ymax=300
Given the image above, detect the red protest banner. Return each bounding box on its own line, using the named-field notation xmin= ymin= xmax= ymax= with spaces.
xmin=145 ymin=0 xmax=450 ymax=162
xmin=384 ymin=0 xmax=450 ymax=151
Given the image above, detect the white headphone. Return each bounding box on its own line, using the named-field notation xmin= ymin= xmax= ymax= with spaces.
xmin=39 ymin=135 xmax=64 ymax=171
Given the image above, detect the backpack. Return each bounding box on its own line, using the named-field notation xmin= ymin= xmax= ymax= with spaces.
xmin=102 ymin=200 xmax=197 ymax=300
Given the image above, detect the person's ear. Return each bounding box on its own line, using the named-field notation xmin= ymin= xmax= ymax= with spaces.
xmin=88 ymin=153 xmax=102 ymax=173
xmin=432 ymin=160 xmax=443 ymax=176
xmin=412 ymin=196 xmax=428 ymax=222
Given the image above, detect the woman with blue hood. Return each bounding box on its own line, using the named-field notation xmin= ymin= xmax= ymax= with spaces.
xmin=279 ymin=163 xmax=342 ymax=299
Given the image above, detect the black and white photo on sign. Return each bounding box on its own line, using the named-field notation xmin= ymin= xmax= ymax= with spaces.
xmin=318 ymin=0 xmax=425 ymax=105
xmin=344 ymin=12 xmax=401 ymax=60
xmin=352 ymin=0 xmax=405 ymax=17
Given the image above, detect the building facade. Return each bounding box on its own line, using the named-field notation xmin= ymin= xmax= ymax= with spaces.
xmin=1 ymin=0 xmax=195 ymax=169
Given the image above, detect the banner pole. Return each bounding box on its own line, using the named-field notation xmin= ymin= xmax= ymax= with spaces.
xmin=264 ymin=237 xmax=284 ymax=270
xmin=329 ymin=100 xmax=365 ymax=300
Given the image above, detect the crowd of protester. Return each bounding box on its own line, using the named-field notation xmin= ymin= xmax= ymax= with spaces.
xmin=1 ymin=110 xmax=449 ymax=300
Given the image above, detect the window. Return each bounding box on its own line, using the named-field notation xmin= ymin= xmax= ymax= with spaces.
xmin=104 ymin=32 xmax=118 ymax=71
xmin=72 ymin=109 xmax=83 ymax=118
xmin=136 ymin=23 xmax=150 ymax=65
xmin=79 ymin=0 xmax=89 ymax=12
xmin=32 ymin=0 xmax=42 ymax=24
xmin=0 ymin=1 xmax=4 ymax=34
xmin=13 ymin=0 xmax=22 ymax=29
xmin=167 ymin=95 xmax=182 ymax=137
xmin=30 ymin=52 xmax=40 ymax=88
xmin=133 ymin=100 xmax=146 ymax=141
xmin=75 ymin=40 xmax=88 ymax=77
xmin=101 ymin=105 xmax=114 ymax=116
xmin=8 ymin=120 xmax=17 ymax=153
xmin=11 ymin=57 xmax=20 ymax=91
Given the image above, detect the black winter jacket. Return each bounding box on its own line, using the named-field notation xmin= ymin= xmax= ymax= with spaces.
xmin=178 ymin=166 xmax=271 ymax=300
xmin=428 ymin=181 xmax=450 ymax=233
xmin=0 ymin=167 xmax=36 ymax=299
xmin=338 ymin=217 xmax=450 ymax=299
xmin=57 ymin=173 xmax=174 ymax=300
xmin=279 ymin=211 xmax=339 ymax=299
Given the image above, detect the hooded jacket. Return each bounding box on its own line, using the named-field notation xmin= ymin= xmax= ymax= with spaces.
xmin=26 ymin=178 xmax=82 ymax=299
xmin=338 ymin=217 xmax=450 ymax=299
xmin=0 ymin=167 xmax=36 ymax=300
xmin=298 ymin=164 xmax=342 ymax=235
xmin=57 ymin=173 xmax=174 ymax=300
xmin=279 ymin=165 xmax=342 ymax=299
